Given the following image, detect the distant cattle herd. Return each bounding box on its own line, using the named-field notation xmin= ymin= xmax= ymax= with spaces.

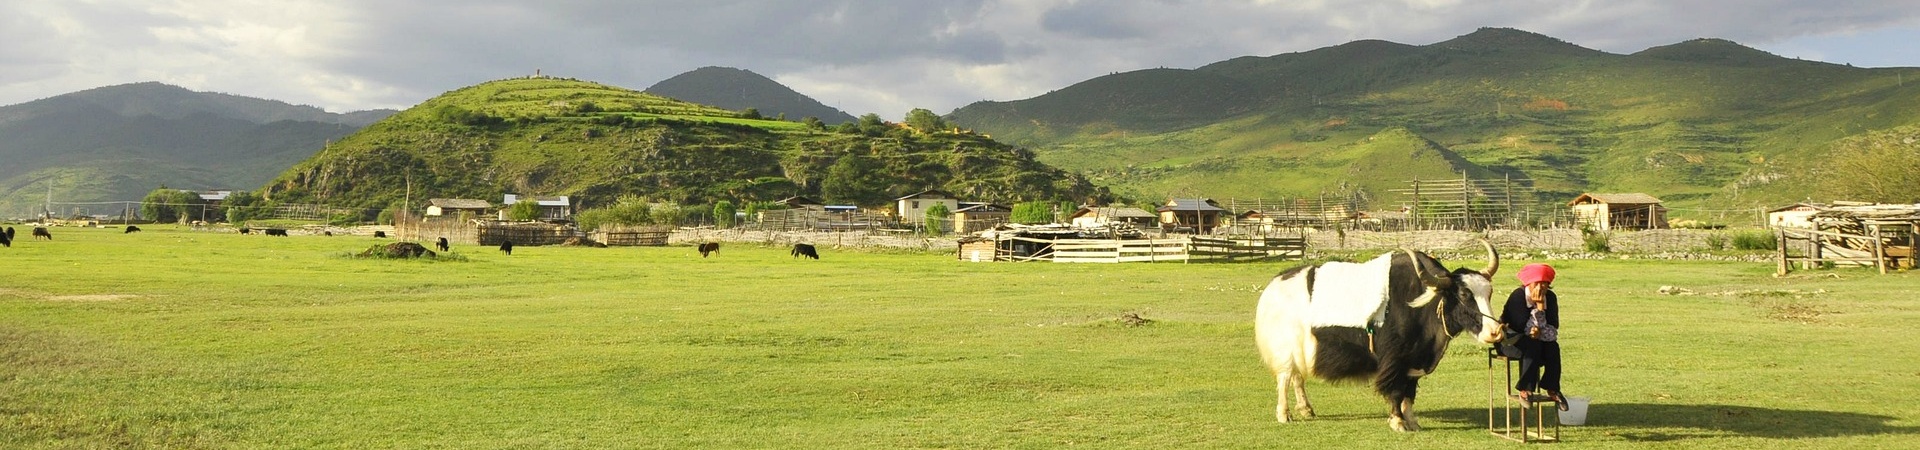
xmin=2 ymin=225 xmax=826 ymax=262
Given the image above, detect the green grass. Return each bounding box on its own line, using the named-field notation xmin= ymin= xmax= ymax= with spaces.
xmin=4 ymin=226 xmax=1917 ymax=448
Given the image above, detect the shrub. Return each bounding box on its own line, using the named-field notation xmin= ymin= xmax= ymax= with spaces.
xmin=712 ymin=200 xmax=737 ymax=228
xmin=1583 ymin=231 xmax=1611 ymax=253
xmin=1732 ymin=230 xmax=1778 ymax=250
xmin=1704 ymin=233 xmax=1729 ymax=251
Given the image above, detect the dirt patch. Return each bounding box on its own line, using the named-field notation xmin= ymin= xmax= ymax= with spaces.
xmin=1747 ymin=298 xmax=1836 ymax=324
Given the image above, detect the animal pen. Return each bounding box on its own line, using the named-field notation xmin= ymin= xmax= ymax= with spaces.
xmin=1774 ymin=205 xmax=1918 ymax=275
xmin=958 ymin=225 xmax=1305 ymax=263
xmin=1392 ymin=175 xmax=1543 ymax=230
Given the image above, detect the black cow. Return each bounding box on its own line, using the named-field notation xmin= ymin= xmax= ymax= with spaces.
xmin=264 ymin=228 xmax=289 ymax=237
xmin=791 ymin=243 xmax=819 ymax=259
xmin=499 ymin=240 xmax=514 ymax=256
xmin=374 ymin=231 xmax=387 ymax=238
xmin=698 ymin=242 xmax=721 ymax=258
xmin=435 ymin=237 xmax=450 ymax=252
xmin=1253 ymin=241 xmax=1502 ymax=432
xmin=124 ymin=225 xmax=142 ymax=234
xmin=32 ymin=227 xmax=52 ymax=240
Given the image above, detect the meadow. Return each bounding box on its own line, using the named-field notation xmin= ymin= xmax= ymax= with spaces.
xmin=2 ymin=226 xmax=1916 ymax=448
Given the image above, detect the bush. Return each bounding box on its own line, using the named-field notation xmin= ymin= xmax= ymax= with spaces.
xmin=712 ymin=200 xmax=737 ymax=228
xmin=507 ymin=201 xmax=543 ymax=221
xmin=1583 ymin=231 xmax=1611 ymax=253
xmin=1732 ymin=230 xmax=1778 ymax=250
xmin=1704 ymin=233 xmax=1729 ymax=251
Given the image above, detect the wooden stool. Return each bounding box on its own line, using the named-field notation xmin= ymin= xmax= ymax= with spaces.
xmin=1489 ymin=346 xmax=1559 ymax=443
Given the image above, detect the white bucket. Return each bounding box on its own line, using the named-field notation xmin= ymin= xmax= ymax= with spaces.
xmin=1558 ymin=396 xmax=1591 ymax=425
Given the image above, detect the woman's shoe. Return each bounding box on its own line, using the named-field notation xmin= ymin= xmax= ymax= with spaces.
xmin=1549 ymin=392 xmax=1569 ymax=411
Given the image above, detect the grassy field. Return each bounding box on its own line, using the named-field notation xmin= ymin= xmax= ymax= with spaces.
xmin=3 ymin=226 xmax=1917 ymax=448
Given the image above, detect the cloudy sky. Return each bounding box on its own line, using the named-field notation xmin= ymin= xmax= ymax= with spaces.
xmin=5 ymin=0 xmax=1919 ymax=119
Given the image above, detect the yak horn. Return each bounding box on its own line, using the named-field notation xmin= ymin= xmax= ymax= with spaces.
xmin=1480 ymin=239 xmax=1500 ymax=277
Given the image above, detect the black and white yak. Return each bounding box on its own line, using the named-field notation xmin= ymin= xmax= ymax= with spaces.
xmin=1254 ymin=242 xmax=1503 ymax=432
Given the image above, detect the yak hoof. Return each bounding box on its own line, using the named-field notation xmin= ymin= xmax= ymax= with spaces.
xmin=1389 ymin=417 xmax=1419 ymax=432
xmin=1298 ymin=406 xmax=1316 ymax=418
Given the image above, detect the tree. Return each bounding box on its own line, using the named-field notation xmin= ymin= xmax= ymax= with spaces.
xmin=1819 ymin=125 xmax=1920 ymax=203
xmin=802 ymin=116 xmax=825 ymax=131
xmin=224 ymin=190 xmax=270 ymax=224
xmin=140 ymin=187 xmax=200 ymax=224
xmin=821 ymin=155 xmax=890 ymax=206
xmin=712 ymin=200 xmax=737 ymax=228
xmin=1011 ymin=201 xmax=1057 ymax=225
xmin=741 ymin=108 xmax=763 ymax=120
xmin=904 ymin=108 xmax=947 ymax=133
xmin=507 ymin=200 xmax=543 ymax=221
xmin=924 ymin=203 xmax=950 ymax=235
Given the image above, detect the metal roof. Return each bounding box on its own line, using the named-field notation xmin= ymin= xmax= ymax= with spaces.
xmin=428 ymin=198 xmax=491 ymax=209
xmin=1075 ymin=206 xmax=1157 ymax=218
xmin=1569 ymin=193 xmax=1662 ymax=206
xmin=1157 ymin=198 xmax=1226 ymax=212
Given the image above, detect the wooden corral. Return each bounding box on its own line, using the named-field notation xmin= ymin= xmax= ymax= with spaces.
xmin=591 ymin=228 xmax=670 ymax=246
xmin=396 ymin=215 xmax=582 ymax=246
xmin=1775 ymin=204 xmax=1919 ymax=275
xmin=1394 ymin=175 xmax=1540 ymax=230
xmin=958 ymin=224 xmax=1305 ymax=263
xmin=756 ymin=208 xmax=890 ymax=232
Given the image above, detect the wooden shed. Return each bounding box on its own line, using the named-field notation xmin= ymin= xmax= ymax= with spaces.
xmin=1068 ymin=206 xmax=1159 ymax=229
xmin=1157 ymin=199 xmax=1228 ymax=233
xmin=952 ymin=202 xmax=1012 ymax=234
xmin=426 ymin=198 xmax=491 ymax=217
xmin=1568 ymin=193 xmax=1667 ymax=231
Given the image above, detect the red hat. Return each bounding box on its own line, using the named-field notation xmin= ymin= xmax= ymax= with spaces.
xmin=1517 ymin=263 xmax=1555 ymax=285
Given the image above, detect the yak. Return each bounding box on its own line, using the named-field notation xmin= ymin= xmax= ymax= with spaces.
xmin=436 ymin=237 xmax=451 ymax=252
xmin=1254 ymin=241 xmax=1503 ymax=432
xmin=264 ymin=228 xmax=289 ymax=237
xmin=32 ymin=227 xmax=52 ymax=240
xmin=124 ymin=225 xmax=142 ymax=234
xmin=698 ymin=242 xmax=721 ymax=258
xmin=239 ymin=228 xmax=253 ymax=235
xmin=499 ymin=240 xmax=514 ymax=256
xmin=791 ymin=243 xmax=819 ymax=259
xmin=374 ymin=231 xmax=388 ymax=238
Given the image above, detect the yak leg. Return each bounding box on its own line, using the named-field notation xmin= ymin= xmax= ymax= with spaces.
xmin=1399 ymin=397 xmax=1421 ymax=431
xmin=1291 ymin=375 xmax=1315 ymax=418
xmin=1272 ymin=369 xmax=1293 ymax=423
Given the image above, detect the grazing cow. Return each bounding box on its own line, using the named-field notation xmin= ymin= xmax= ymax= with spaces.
xmin=791 ymin=243 xmax=819 ymax=259
xmin=698 ymin=242 xmax=720 ymax=258
xmin=125 ymin=225 xmax=142 ymax=234
xmin=435 ymin=237 xmax=450 ymax=252
xmin=264 ymin=228 xmax=289 ymax=237
xmin=374 ymin=231 xmax=388 ymax=238
xmin=499 ymin=240 xmax=514 ymax=256
xmin=32 ymin=227 xmax=52 ymax=240
xmin=1254 ymin=242 xmax=1503 ymax=432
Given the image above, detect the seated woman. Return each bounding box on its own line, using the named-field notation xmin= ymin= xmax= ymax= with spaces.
xmin=1502 ymin=263 xmax=1567 ymax=410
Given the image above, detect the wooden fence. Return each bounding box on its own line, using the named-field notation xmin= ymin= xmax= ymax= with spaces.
xmin=593 ymin=229 xmax=670 ymax=246
xmin=982 ymin=236 xmax=1306 ymax=263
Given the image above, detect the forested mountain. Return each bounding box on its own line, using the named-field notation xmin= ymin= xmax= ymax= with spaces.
xmin=946 ymin=28 xmax=1920 ymax=214
xmin=646 ymin=67 xmax=858 ymax=125
xmin=0 ymin=82 xmax=394 ymax=217
xmin=262 ymin=77 xmax=1104 ymax=212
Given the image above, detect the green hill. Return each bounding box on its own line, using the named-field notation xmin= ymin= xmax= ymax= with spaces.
xmin=0 ymin=83 xmax=390 ymax=217
xmin=947 ymin=27 xmax=1920 ymax=216
xmin=262 ymin=77 xmax=1106 ymax=211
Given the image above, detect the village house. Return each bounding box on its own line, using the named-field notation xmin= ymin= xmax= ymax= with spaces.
xmin=952 ymin=202 xmax=1012 ymax=234
xmin=779 ymin=195 xmax=825 ymax=210
xmin=426 ymin=198 xmax=491 ymax=218
xmin=1568 ymin=193 xmax=1667 ymax=231
xmin=1766 ymin=202 xmax=1825 ymax=229
xmin=895 ymin=189 xmax=961 ymax=224
xmin=500 ymin=194 xmax=572 ymax=221
xmin=1157 ymin=198 xmax=1228 ymax=233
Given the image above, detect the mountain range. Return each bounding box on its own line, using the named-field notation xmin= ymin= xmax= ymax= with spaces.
xmin=0 ymin=82 xmax=394 ymax=217
xmin=646 ymin=67 xmax=857 ymax=125
xmin=946 ymin=28 xmax=1920 ymax=212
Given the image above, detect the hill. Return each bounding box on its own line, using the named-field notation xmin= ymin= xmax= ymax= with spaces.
xmin=646 ymin=67 xmax=858 ymax=124
xmin=0 ymin=83 xmax=394 ymax=217
xmin=947 ymin=27 xmax=1920 ymax=217
xmin=262 ymin=77 xmax=1105 ymax=212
